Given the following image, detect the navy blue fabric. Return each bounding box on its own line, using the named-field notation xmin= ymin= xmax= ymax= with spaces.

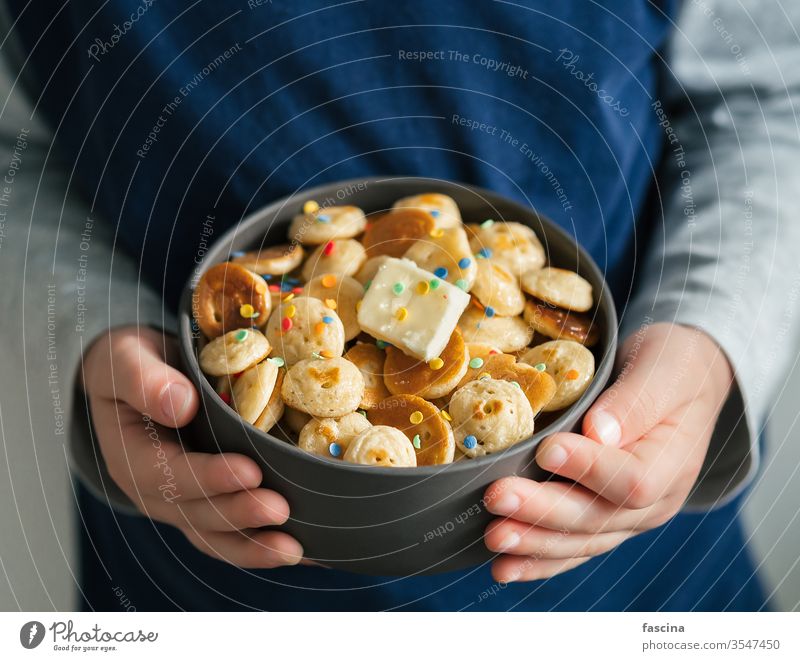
xmin=10 ymin=0 xmax=768 ymax=610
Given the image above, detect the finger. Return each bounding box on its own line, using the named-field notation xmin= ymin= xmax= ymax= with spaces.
xmin=491 ymin=554 xmax=590 ymax=583
xmin=91 ymin=399 xmax=262 ymax=500
xmin=140 ymin=488 xmax=289 ymax=532
xmin=484 ymin=518 xmax=631 ymax=559
xmin=484 ymin=476 xmax=663 ymax=534
xmin=183 ymin=528 xmax=303 ymax=568
xmin=89 ymin=327 xmax=199 ymax=427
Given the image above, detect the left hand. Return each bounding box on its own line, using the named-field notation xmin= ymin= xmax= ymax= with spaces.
xmin=483 ymin=322 xmax=733 ymax=582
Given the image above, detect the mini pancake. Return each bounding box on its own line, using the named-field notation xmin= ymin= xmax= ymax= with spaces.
xmin=520 ymin=267 xmax=594 ymax=312
xmin=383 ymin=328 xmax=469 ymax=399
xmin=199 ymin=327 xmax=271 ymax=376
xmin=368 ymin=395 xmax=455 ymax=465
xmin=232 ymin=243 xmax=304 ymax=275
xmin=458 ymin=306 xmax=533 ymax=353
xmin=392 ymin=192 xmax=462 ymax=229
xmin=463 ymin=353 xmax=557 ymax=415
xmin=519 ymin=339 xmax=595 ymax=412
xmin=402 ymin=226 xmax=477 ymax=290
xmin=301 ymin=239 xmax=366 ymax=281
xmin=194 ymin=262 xmax=270 ymax=338
xmin=469 ymin=260 xmax=525 ymax=316
xmin=304 ymin=274 xmax=363 ymax=341
xmin=298 ymin=412 xmax=371 ymax=458
xmin=289 ymin=204 xmax=367 ymax=245
xmin=344 ymin=343 xmax=391 ymax=409
xmin=254 ymin=369 xmax=285 ymax=432
xmin=361 ymin=208 xmax=436 ymax=258
xmin=266 ymin=295 xmax=345 ymax=366
xmin=456 ymin=351 xmax=516 ymax=390
xmin=343 ymin=425 xmax=417 ymax=467
xmin=355 ymin=255 xmax=391 ymax=286
xmin=280 ymin=406 xmax=311 ymax=435
xmin=281 ymin=356 xmax=365 ymax=417
xmin=467 ymin=220 xmax=546 ymax=277
xmin=232 ymin=359 xmax=280 ymax=424
xmin=523 ymin=299 xmax=599 ymax=346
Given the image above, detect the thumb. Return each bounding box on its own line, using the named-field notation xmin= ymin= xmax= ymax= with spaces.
xmin=87 ymin=327 xmax=199 ymax=428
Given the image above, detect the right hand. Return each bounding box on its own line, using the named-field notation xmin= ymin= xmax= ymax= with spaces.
xmin=82 ymin=325 xmax=303 ymax=568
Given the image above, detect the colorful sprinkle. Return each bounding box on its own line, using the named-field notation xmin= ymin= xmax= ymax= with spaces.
xmin=464 ymin=435 xmax=478 ymax=449
xmin=231 ymin=250 xmax=246 ymax=258
xmin=534 ymin=362 xmax=546 ymax=372
xmin=316 ymin=214 xmax=331 ymax=224
xmin=429 ymin=279 xmax=440 ymax=290
xmin=430 ymin=209 xmax=441 ymax=218
xmin=433 ymin=267 xmax=448 ymax=279
xmin=480 ymin=219 xmax=495 ymax=229
xmin=321 ymin=274 xmax=337 ymax=288
xmin=395 ymin=307 xmax=408 ymax=321
xmin=269 ymin=284 xmax=281 ymax=292
xmin=485 ymin=306 xmax=496 ymax=317
xmin=324 ymin=298 xmax=337 ymax=310
xmin=267 ymin=356 xmax=285 ymax=367
xmin=358 ymin=409 xmax=368 ymax=417
xmin=303 ymin=200 xmax=319 ymax=214
xmin=441 ymin=410 xmax=453 ymax=422
xmin=322 ymin=315 xmax=334 ymax=324
xmin=565 ymin=369 xmax=580 ymax=381
xmin=356 ymin=300 xmax=362 ymax=312
xmin=282 ymin=292 xmax=295 ymax=303
xmin=320 ymin=350 xmax=334 ymax=359
xmin=322 ymin=241 xmax=335 ymax=256
xmin=477 ymin=247 xmax=492 ymax=259
xmin=281 ymin=317 xmax=293 ymax=331
xmin=409 ymin=411 xmax=424 ymax=425
xmin=292 ymin=286 xmax=304 ymax=294
xmin=471 ymin=297 xmax=484 ymax=310
xmin=314 ymin=322 xmax=326 ymax=335
xmin=219 ymin=392 xmax=232 ymax=405
xmin=261 ymin=274 xmax=273 ymax=281
xmin=468 ymin=357 xmax=484 ymax=369
xmin=458 ymin=257 xmax=471 ymax=269
xmin=376 ymin=340 xmax=389 ymax=350
xmin=412 ymin=434 xmax=422 ymax=449
xmin=511 ymin=381 xmax=521 ymax=388
xmin=312 ymin=352 xmax=322 ymax=359
xmin=455 ymin=278 xmax=468 ymax=291
xmin=392 ymin=282 xmax=405 ymax=295
xmin=479 ymin=372 xmax=491 ymax=380
xmin=285 ymin=304 xmax=296 ymax=318
xmin=364 ymin=279 xmax=372 ymax=291
xmin=284 ymin=277 xmax=301 ymax=285
xmin=428 ymin=357 xmax=444 ymax=370
xmin=329 ymin=442 xmax=342 ymax=457
xmin=429 ymin=227 xmax=444 ymax=238
xmin=416 ymin=280 xmax=430 ymax=295
xmin=234 ymin=329 xmax=249 ymax=342
xmin=239 ymin=303 xmax=256 ymax=318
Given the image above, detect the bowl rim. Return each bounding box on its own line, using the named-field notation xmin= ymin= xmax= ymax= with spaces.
xmin=178 ymin=175 xmax=618 ymax=478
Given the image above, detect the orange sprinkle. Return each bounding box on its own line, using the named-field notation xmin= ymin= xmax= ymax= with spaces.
xmin=429 ymin=227 xmax=444 ymax=238
xmin=355 ymin=300 xmax=362 ymax=312
xmin=565 ymin=369 xmax=580 ymax=381
xmin=314 ymin=322 xmax=326 ymax=335
xmin=319 ymin=350 xmax=334 ymax=359
xmin=324 ymin=298 xmax=337 ymax=310
xmin=321 ymin=274 xmax=337 ymax=288
xmin=471 ymin=297 xmax=485 ymax=310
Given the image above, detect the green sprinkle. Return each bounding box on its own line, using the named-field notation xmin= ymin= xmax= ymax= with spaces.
xmin=268 ymin=356 xmax=285 ymax=367
xmin=429 ymin=279 xmax=440 ymax=290
xmin=412 ymin=434 xmax=421 ymax=449
xmin=468 ymin=357 xmax=484 ymax=369
xmin=376 ymin=340 xmax=388 ymax=350
xmin=234 ymin=329 xmax=248 ymax=342
xmin=392 ymin=282 xmax=405 ymax=295
xmin=358 ymin=409 xmax=368 ymax=417
xmin=510 ymin=381 xmax=521 ymax=388
xmin=364 ymin=279 xmax=372 ymax=292
xmin=455 ymin=278 xmax=468 ymax=290
xmin=311 ymin=351 xmax=322 ymax=360
xmin=481 ymin=218 xmax=495 ymax=229
xmin=534 ymin=362 xmax=546 ymax=372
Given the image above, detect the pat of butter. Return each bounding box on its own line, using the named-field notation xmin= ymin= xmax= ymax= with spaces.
xmin=357 ymin=258 xmax=470 ymax=361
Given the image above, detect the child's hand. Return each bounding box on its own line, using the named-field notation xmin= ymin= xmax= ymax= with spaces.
xmin=483 ymin=323 xmax=733 ymax=582
xmin=82 ymin=326 xmax=303 ymax=568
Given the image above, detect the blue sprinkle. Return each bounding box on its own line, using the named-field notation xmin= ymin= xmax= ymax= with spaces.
xmin=464 ymin=435 xmax=478 ymax=450
xmin=376 ymin=340 xmax=390 ymax=350
xmin=477 ymin=247 xmax=492 ymax=259
xmin=329 ymin=442 xmax=342 ymax=457
xmin=433 ymin=267 xmax=448 ymax=279
xmin=430 ymin=209 xmax=440 ymax=217
xmin=316 ymin=214 xmax=331 ymax=223
xmin=285 ymin=277 xmax=301 ymax=285
xmin=231 ymin=250 xmax=246 ymax=258
xmin=458 ymin=257 xmax=471 ymax=269
xmin=261 ymin=274 xmax=272 ymax=281
xmin=322 ymin=316 xmax=333 ymax=324
xmin=485 ymin=306 xmax=495 ymax=318
xmin=280 ymin=282 xmax=293 ymax=292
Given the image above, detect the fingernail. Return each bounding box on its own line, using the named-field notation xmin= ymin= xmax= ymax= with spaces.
xmin=592 ymin=410 xmax=622 ymax=446
xmin=539 ymin=444 xmax=569 ymax=469
xmin=497 ymin=532 xmax=520 ymax=552
xmin=160 ymin=383 xmax=189 ymax=420
xmin=489 ymin=492 xmax=520 ymax=516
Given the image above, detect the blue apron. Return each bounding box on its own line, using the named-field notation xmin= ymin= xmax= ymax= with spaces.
xmin=11 ymin=0 xmax=768 ymax=609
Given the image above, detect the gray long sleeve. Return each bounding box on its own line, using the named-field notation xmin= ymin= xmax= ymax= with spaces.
xmin=619 ymin=0 xmax=800 ymax=508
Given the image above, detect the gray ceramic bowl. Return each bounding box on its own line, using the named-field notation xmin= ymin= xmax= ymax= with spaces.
xmin=178 ymin=176 xmax=617 ymax=576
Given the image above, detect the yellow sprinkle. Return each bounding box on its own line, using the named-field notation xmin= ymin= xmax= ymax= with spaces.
xmin=356 ymin=300 xmax=362 ymax=312
xmin=416 ymin=280 xmax=430 ymax=295
xmin=325 ymin=298 xmax=337 ymax=310
xmin=428 ymin=357 xmax=444 ymax=370
xmin=285 ymin=304 xmax=296 ymax=318
xmin=395 ymin=307 xmax=408 ymax=321
xmin=321 ymin=274 xmax=337 ymax=288
xmin=441 ymin=410 xmax=453 ymax=422
xmin=303 ymin=200 xmax=319 ymax=214
xmin=409 ymin=411 xmax=424 ymax=425
xmin=320 ymin=349 xmax=334 ymax=359
xmin=479 ymin=372 xmax=491 ymax=379
xmin=282 ymin=293 xmax=295 ymax=302
xmin=239 ymin=303 xmax=255 ymax=318
xmin=314 ymin=322 xmax=326 ymax=335
xmin=430 ymin=228 xmax=444 ymax=238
